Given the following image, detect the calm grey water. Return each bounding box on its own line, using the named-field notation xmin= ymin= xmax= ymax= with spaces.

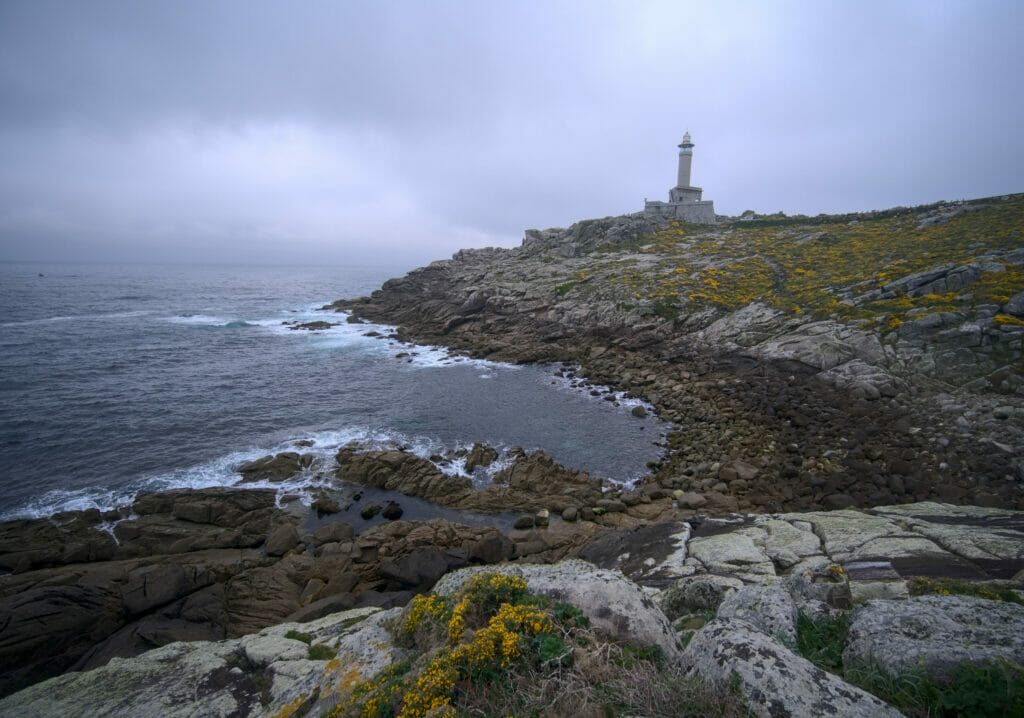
xmin=0 ymin=262 xmax=662 ymax=520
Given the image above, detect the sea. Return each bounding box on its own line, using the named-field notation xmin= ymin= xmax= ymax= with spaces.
xmin=0 ymin=262 xmax=664 ymax=522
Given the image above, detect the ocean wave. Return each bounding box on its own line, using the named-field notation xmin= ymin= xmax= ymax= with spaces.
xmin=0 ymin=310 xmax=152 ymax=328
xmin=0 ymin=425 xmax=534 ymax=522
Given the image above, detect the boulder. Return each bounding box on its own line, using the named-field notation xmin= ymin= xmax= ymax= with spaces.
xmin=264 ymin=524 xmax=300 ymax=557
xmin=378 ymin=548 xmax=469 ymax=589
xmin=1005 ymin=291 xmax=1024 ymax=316
xmin=311 ymin=522 xmax=354 ymax=547
xmin=336 ymin=448 xmax=472 ymax=505
xmin=311 ymin=494 xmax=341 ymax=515
xmin=467 ymin=532 xmax=513 ymax=564
xmin=716 ymin=581 xmax=798 ymax=645
xmin=224 ymin=565 xmax=304 ymax=636
xmin=380 ymin=501 xmax=404 ymax=520
xmin=513 ymin=515 xmax=535 ymax=530
xmin=464 ymin=442 xmax=499 ymax=471
xmin=843 ymin=594 xmax=1024 ymax=677
xmin=684 ymin=618 xmax=903 ymax=718
xmin=659 ymin=576 xmax=740 ymax=619
xmin=237 ymin=452 xmax=310 ymax=483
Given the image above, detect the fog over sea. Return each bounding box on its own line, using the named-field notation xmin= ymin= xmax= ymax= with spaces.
xmin=0 ymin=262 xmax=663 ymax=521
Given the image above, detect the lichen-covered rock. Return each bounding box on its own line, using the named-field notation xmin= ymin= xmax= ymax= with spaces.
xmin=716 ymin=581 xmax=798 ymax=644
xmin=0 ymin=606 xmax=397 ymax=718
xmin=843 ymin=595 xmax=1024 ymax=677
xmin=870 ymin=502 xmax=1024 ymax=567
xmin=684 ymin=618 xmax=903 ymax=718
xmin=433 ymin=559 xmax=681 ymax=659
xmin=686 ymin=531 xmax=776 ymax=582
xmin=659 ymin=575 xmax=741 ymax=619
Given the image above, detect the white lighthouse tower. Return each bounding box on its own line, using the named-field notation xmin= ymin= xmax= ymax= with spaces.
xmin=677 ymin=132 xmax=695 ymax=189
xmin=644 ymin=131 xmax=716 ymax=223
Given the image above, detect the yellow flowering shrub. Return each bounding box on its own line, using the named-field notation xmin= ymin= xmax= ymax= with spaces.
xmin=571 ymin=194 xmax=1024 ymax=332
xmin=336 ymin=572 xmax=553 ymax=718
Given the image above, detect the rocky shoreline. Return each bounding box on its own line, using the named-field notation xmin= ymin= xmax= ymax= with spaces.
xmin=2 ymin=495 xmax=1022 ymax=716
xmin=3 ymin=198 xmax=1024 ymax=715
xmin=329 ymin=201 xmax=1024 ymax=515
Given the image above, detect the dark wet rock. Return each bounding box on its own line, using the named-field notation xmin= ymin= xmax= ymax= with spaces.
xmin=513 ymin=515 xmax=535 ymax=530
xmin=378 ymin=548 xmax=469 ymax=589
xmin=464 ymin=442 xmax=499 ymax=471
xmin=288 ymin=320 xmax=337 ymax=331
xmin=360 ymin=504 xmax=382 ymax=520
xmin=381 ymin=501 xmax=404 ymax=520
xmin=311 ymin=493 xmax=341 ymax=516
xmin=237 ymin=452 xmax=312 ymax=483
xmin=0 ymin=490 xmax=508 ymax=700
xmin=631 ymin=405 xmax=647 ymax=418
xmin=336 ymin=448 xmax=473 ymax=505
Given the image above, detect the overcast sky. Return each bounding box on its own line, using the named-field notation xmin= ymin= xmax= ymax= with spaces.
xmin=1 ymin=1 xmax=1021 ymax=266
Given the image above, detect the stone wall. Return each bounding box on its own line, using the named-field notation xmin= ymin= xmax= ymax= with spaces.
xmin=644 ymin=198 xmax=717 ymax=223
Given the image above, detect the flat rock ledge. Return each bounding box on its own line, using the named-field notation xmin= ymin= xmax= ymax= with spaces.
xmin=3 ymin=503 xmax=1023 ymax=717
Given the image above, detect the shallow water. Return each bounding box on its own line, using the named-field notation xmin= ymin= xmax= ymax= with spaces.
xmin=0 ymin=262 xmax=664 ymax=520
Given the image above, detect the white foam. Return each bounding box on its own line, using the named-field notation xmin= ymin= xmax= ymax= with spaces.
xmin=0 ymin=310 xmax=152 ymax=328
xmin=163 ymin=314 xmax=233 ymax=326
xmin=544 ymin=365 xmax=658 ymax=415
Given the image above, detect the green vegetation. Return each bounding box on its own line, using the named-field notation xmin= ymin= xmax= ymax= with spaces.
xmin=795 ymin=610 xmax=1024 ymax=717
xmin=555 ymin=280 xmax=578 ymax=296
xmin=324 ymin=571 xmax=748 ymax=718
xmin=285 ymin=630 xmax=313 ymax=644
xmin=579 ymin=194 xmax=1024 ymax=330
xmin=845 ymin=659 xmax=1024 ymax=718
xmin=308 ymin=643 xmax=337 ymax=661
xmin=907 ymin=576 xmax=1024 ymax=604
xmin=795 ymin=611 xmax=851 ymax=674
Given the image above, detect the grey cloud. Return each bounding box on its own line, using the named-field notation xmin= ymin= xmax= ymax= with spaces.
xmin=0 ymin=1 xmax=1021 ymax=266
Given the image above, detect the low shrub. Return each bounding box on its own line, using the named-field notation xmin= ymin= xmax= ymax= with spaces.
xmin=325 ymin=571 xmax=749 ymax=718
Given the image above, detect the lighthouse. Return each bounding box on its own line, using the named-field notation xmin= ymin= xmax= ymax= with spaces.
xmin=677 ymin=131 xmax=694 ymax=188
xmin=644 ymin=131 xmax=717 ymax=223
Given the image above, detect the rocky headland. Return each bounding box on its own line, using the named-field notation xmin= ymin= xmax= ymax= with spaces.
xmin=2 ymin=195 xmax=1024 ymax=716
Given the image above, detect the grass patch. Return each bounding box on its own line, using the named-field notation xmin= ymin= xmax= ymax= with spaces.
xmin=795 ymin=611 xmax=851 ymax=674
xmin=285 ymin=630 xmax=312 ymax=644
xmin=796 ymin=608 xmax=1024 ymax=717
xmin=308 ymin=643 xmax=336 ymax=661
xmin=846 ymin=659 xmax=1024 ymax=718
